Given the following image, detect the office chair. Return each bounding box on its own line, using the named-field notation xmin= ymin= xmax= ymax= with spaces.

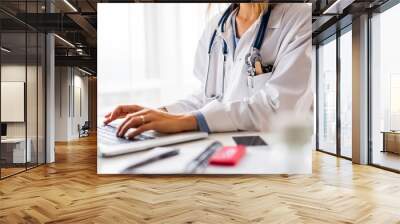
xmin=79 ymin=121 xmax=90 ymax=138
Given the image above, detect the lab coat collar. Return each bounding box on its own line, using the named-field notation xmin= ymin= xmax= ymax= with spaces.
xmin=220 ymin=5 xmax=283 ymax=34
xmin=268 ymin=5 xmax=283 ymax=29
xmin=218 ymin=6 xmax=283 ymax=60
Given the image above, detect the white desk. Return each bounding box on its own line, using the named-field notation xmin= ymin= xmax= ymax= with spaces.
xmin=97 ymin=132 xmax=312 ymax=174
xmin=1 ymin=138 xmax=31 ymax=163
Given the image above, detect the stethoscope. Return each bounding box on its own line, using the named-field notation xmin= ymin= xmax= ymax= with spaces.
xmin=204 ymin=4 xmax=272 ymax=101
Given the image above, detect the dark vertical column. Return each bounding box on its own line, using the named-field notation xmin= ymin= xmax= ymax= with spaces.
xmin=25 ymin=0 xmax=28 ymax=171
xmin=367 ymin=11 xmax=373 ymax=165
xmin=336 ymin=27 xmax=341 ymax=157
xmin=88 ymin=77 xmax=97 ymax=132
xmin=315 ymin=45 xmax=320 ymax=150
xmin=0 ymin=19 xmax=2 ymax=179
xmin=72 ymin=68 xmax=75 ymax=118
xmin=36 ymin=0 xmax=39 ymax=167
xmin=44 ymin=0 xmax=48 ymax=164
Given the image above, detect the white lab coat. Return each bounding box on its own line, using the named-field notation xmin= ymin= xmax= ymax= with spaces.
xmin=166 ymin=4 xmax=312 ymax=132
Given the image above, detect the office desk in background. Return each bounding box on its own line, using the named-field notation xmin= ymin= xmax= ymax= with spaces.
xmin=381 ymin=131 xmax=400 ymax=154
xmin=97 ymin=132 xmax=312 ymax=174
xmin=1 ymin=138 xmax=32 ymax=165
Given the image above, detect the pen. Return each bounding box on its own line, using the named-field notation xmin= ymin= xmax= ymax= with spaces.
xmin=122 ymin=149 xmax=180 ymax=172
xmin=185 ymin=141 xmax=223 ymax=173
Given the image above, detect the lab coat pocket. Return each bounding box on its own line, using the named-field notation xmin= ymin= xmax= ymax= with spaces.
xmin=248 ymin=72 xmax=272 ymax=94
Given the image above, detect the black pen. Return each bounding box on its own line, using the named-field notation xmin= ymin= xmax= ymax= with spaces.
xmin=122 ymin=149 xmax=180 ymax=172
xmin=185 ymin=141 xmax=222 ymax=173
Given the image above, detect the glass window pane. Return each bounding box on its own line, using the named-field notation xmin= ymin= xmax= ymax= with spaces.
xmin=1 ymin=31 xmax=28 ymax=177
xmin=27 ymin=31 xmax=38 ymax=169
xmin=26 ymin=0 xmax=41 ymax=169
xmin=340 ymin=29 xmax=352 ymax=158
xmin=38 ymin=32 xmax=46 ymax=165
xmin=371 ymin=3 xmax=400 ymax=171
xmin=318 ymin=37 xmax=337 ymax=154
xmin=0 ymin=0 xmax=46 ymax=179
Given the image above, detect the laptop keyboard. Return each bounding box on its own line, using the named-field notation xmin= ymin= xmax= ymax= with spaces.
xmin=98 ymin=125 xmax=155 ymax=145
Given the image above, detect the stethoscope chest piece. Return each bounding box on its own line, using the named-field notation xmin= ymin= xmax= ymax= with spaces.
xmin=245 ymin=48 xmax=273 ymax=88
xmin=245 ymin=48 xmax=261 ymax=88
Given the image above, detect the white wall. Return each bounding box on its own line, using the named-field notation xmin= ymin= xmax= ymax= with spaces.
xmin=1 ymin=65 xmax=26 ymax=138
xmin=72 ymin=73 xmax=89 ymax=138
xmin=54 ymin=67 xmax=69 ymax=141
xmin=54 ymin=67 xmax=89 ymax=141
xmin=1 ymin=82 xmax=24 ymax=122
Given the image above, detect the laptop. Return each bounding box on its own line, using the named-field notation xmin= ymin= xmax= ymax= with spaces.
xmin=98 ymin=123 xmax=208 ymax=157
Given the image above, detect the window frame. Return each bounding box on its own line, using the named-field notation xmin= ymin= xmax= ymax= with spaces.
xmin=367 ymin=0 xmax=400 ymax=173
xmin=315 ymin=24 xmax=353 ymax=161
xmin=0 ymin=1 xmax=48 ymax=180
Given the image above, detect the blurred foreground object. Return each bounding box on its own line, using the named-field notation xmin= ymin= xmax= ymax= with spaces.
xmin=271 ymin=111 xmax=313 ymax=146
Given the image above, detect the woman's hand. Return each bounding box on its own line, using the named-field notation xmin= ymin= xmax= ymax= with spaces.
xmin=116 ymin=109 xmax=198 ymax=139
xmin=104 ymin=104 xmax=144 ymax=125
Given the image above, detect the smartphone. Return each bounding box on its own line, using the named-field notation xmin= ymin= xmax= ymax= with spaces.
xmin=232 ymin=136 xmax=268 ymax=146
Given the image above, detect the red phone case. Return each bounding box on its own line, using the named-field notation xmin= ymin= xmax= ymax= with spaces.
xmin=209 ymin=145 xmax=246 ymax=166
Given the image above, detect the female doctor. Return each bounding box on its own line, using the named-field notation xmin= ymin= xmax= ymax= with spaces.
xmin=104 ymin=3 xmax=312 ymax=139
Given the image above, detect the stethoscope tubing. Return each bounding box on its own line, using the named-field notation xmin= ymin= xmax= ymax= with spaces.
xmin=205 ymin=37 xmax=228 ymax=100
xmin=204 ymin=4 xmax=271 ymax=101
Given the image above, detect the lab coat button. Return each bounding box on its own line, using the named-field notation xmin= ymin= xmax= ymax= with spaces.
xmin=247 ymin=76 xmax=253 ymax=88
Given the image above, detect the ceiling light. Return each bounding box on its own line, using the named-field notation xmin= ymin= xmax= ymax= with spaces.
xmin=78 ymin=67 xmax=93 ymax=76
xmin=323 ymin=0 xmax=355 ymax=15
xmin=63 ymin=0 xmax=78 ymax=12
xmin=1 ymin=47 xmax=11 ymax=53
xmin=54 ymin=34 xmax=75 ymax=48
xmin=76 ymin=48 xmax=85 ymax=55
